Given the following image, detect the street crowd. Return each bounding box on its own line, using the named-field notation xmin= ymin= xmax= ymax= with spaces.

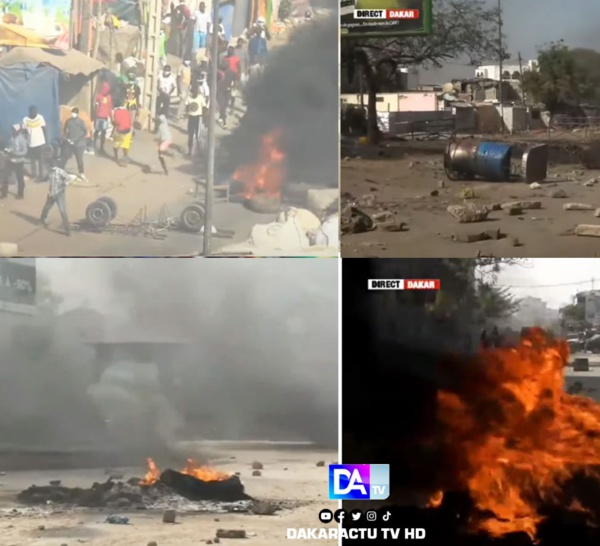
xmin=1 ymin=1 xmax=276 ymax=236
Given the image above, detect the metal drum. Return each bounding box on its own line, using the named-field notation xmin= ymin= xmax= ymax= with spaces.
xmin=443 ymin=139 xmax=479 ymax=180
xmin=474 ymin=141 xmax=512 ymax=181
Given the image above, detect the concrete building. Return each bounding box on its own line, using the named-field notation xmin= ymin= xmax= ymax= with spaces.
xmin=580 ymin=291 xmax=600 ymax=326
xmin=513 ymin=296 xmax=559 ymax=329
xmin=475 ymin=59 xmax=538 ymax=81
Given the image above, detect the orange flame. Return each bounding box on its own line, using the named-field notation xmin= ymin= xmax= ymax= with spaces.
xmin=232 ymin=129 xmax=285 ymax=200
xmin=139 ymin=458 xmax=230 ymax=486
xmin=429 ymin=328 xmax=600 ymax=539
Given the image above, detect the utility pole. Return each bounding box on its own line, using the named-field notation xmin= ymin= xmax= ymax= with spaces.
xmin=202 ymin=0 xmax=221 ymax=256
xmin=142 ymin=0 xmax=162 ymax=131
xmin=498 ymin=0 xmax=504 ymax=134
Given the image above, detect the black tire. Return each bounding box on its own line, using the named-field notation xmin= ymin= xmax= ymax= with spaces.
xmin=96 ymin=196 xmax=118 ymax=220
xmin=180 ymin=204 xmax=205 ymax=232
xmin=244 ymin=196 xmax=282 ymax=214
xmin=85 ymin=200 xmax=112 ymax=228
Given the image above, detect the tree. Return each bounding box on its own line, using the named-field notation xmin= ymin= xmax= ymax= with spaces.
xmin=341 ymin=0 xmax=506 ymax=143
xmin=521 ymin=42 xmax=600 ymax=117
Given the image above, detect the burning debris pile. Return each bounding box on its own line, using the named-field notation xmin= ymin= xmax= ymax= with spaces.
xmin=402 ymin=329 xmax=600 ymax=545
xmin=18 ymin=459 xmax=252 ymax=512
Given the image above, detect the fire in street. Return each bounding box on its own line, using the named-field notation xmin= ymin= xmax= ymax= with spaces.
xmin=232 ymin=129 xmax=286 ymax=204
xmin=140 ymin=457 xmax=230 ymax=486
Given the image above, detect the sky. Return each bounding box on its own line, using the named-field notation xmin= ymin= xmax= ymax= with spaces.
xmin=422 ymin=0 xmax=600 ymax=83
xmin=495 ymin=259 xmax=600 ymax=310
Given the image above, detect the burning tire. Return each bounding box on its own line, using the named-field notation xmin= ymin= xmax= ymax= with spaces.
xmin=85 ymin=199 xmax=112 ymax=228
xmin=96 ymin=196 xmax=118 ymax=220
xmin=244 ymin=195 xmax=282 ymax=214
xmin=180 ymin=203 xmax=205 ymax=232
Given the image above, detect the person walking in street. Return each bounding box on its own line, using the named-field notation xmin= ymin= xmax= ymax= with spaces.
xmin=234 ymin=37 xmax=249 ymax=84
xmin=157 ymin=114 xmax=173 ymax=175
xmin=1 ymin=124 xmax=28 ymax=199
xmin=216 ymin=61 xmax=235 ymax=129
xmin=60 ymin=107 xmax=88 ymax=180
xmin=111 ymin=101 xmax=133 ymax=166
xmin=22 ymin=105 xmax=47 ymax=181
xmin=177 ymin=59 xmax=192 ymax=120
xmin=94 ymin=82 xmax=113 ymax=154
xmin=247 ymin=16 xmax=271 ymax=65
xmin=224 ymin=45 xmax=241 ymax=114
xmin=185 ymin=85 xmax=206 ymax=155
xmin=157 ymin=65 xmax=177 ymax=117
xmin=40 ymin=161 xmax=71 ymax=236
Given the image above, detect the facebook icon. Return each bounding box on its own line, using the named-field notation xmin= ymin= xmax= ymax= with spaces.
xmin=328 ymin=464 xmax=390 ymax=500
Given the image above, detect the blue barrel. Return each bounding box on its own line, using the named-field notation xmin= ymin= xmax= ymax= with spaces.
xmin=474 ymin=142 xmax=512 ymax=181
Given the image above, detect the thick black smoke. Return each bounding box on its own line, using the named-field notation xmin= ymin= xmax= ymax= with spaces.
xmin=220 ymin=15 xmax=338 ymax=187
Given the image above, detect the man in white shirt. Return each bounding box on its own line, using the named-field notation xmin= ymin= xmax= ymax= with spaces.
xmin=192 ymin=2 xmax=211 ymax=56
xmin=156 ymin=65 xmax=177 ymax=117
xmin=22 ymin=105 xmax=47 ymax=181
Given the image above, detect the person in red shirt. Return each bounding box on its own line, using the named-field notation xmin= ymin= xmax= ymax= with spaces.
xmin=224 ymin=46 xmax=241 ymax=115
xmin=111 ymin=101 xmax=133 ymax=166
xmin=94 ymin=82 xmax=113 ymax=154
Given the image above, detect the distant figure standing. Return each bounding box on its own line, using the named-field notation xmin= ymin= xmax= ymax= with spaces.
xmin=94 ymin=82 xmax=113 ymax=154
xmin=157 ymin=65 xmax=177 ymax=117
xmin=171 ymin=0 xmax=191 ymax=58
xmin=61 ymin=107 xmax=88 ymax=180
xmin=192 ymin=2 xmax=211 ymax=57
xmin=216 ymin=62 xmax=235 ymax=129
xmin=40 ymin=162 xmax=71 ymax=236
xmin=125 ymin=73 xmax=141 ymax=116
xmin=185 ymin=86 xmax=206 ymax=155
xmin=22 ymin=105 xmax=47 ymax=181
xmin=177 ymin=59 xmax=192 ymax=120
xmin=247 ymin=16 xmax=271 ymax=65
xmin=1 ymin=124 xmax=28 ymax=199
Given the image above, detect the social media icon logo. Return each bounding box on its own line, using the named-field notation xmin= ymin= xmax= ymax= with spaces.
xmin=319 ymin=509 xmax=333 ymax=523
xmin=333 ymin=509 xmax=347 ymax=523
xmin=328 ymin=464 xmax=390 ymax=500
xmin=366 ymin=510 xmax=377 ymax=521
xmin=382 ymin=511 xmax=391 ymax=522
xmin=351 ymin=509 xmax=362 ymax=521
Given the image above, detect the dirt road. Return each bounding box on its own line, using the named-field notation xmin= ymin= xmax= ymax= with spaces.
xmin=0 ymin=444 xmax=336 ymax=545
xmin=341 ymin=143 xmax=600 ymax=258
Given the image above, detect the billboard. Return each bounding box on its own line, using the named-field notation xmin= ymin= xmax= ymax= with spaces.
xmin=0 ymin=259 xmax=37 ymax=314
xmin=341 ymin=0 xmax=432 ymax=38
xmin=2 ymin=0 xmax=71 ymax=49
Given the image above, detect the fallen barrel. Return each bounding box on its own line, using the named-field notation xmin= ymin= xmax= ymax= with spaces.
xmin=444 ymin=139 xmax=513 ymax=182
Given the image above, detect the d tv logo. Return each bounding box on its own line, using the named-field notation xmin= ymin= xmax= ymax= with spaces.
xmin=328 ymin=464 xmax=390 ymax=500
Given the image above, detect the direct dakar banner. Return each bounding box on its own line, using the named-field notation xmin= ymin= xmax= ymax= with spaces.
xmin=0 ymin=259 xmax=37 ymax=315
xmin=2 ymin=0 xmax=71 ymax=48
xmin=340 ymin=0 xmax=432 ymax=38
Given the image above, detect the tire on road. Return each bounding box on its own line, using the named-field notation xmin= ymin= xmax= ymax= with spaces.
xmin=85 ymin=200 xmax=112 ymax=228
xmin=96 ymin=196 xmax=118 ymax=220
xmin=244 ymin=195 xmax=282 ymax=214
xmin=180 ymin=203 xmax=206 ymax=232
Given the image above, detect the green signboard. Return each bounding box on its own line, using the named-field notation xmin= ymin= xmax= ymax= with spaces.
xmin=341 ymin=0 xmax=432 ymax=38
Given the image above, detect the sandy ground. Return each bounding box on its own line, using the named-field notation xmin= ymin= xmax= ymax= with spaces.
xmin=340 ymin=142 xmax=600 ymax=258
xmin=0 ymin=444 xmax=337 ymax=545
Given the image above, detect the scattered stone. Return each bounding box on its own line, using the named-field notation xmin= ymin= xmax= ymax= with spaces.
xmin=252 ymin=470 xmax=262 ymax=477
xmin=162 ymin=509 xmax=177 ymax=524
xmin=214 ymin=539 xmax=221 ymax=544
xmin=595 ymin=208 xmax=600 ymax=218
xmin=454 ymin=232 xmax=490 ymax=243
xmin=316 ymin=461 xmax=326 ymax=467
xmin=501 ymin=200 xmax=541 ymax=210
xmin=251 ymin=502 xmax=278 ymax=516
xmin=37 ymin=525 xmax=45 ymax=530
xmin=563 ymin=203 xmax=594 ymax=211
xmin=207 ymin=541 xmax=213 ymax=545
xmin=438 ymin=180 xmax=446 ymax=189
xmin=505 ymin=206 xmax=523 ymax=216
xmin=511 ymin=237 xmax=523 ymax=247
xmin=147 ymin=542 xmax=158 ymax=546
xmin=105 ymin=515 xmax=129 ymax=525
xmin=460 ymin=187 xmax=476 ymax=199
xmin=430 ymin=189 xmax=439 ymax=197
xmin=575 ymin=224 xmax=600 ymax=237
xmin=371 ymin=211 xmax=393 ymax=223
xmin=490 ymin=203 xmax=502 ymax=211
xmin=550 ymin=189 xmax=567 ymax=198
xmin=216 ymin=529 xmax=246 ymax=539
xmin=109 ymin=472 xmax=124 ymax=481
xmin=49 ymin=480 xmax=61 ymax=486
xmin=378 ymin=220 xmax=408 ymax=232
xmin=251 ymin=461 xmax=263 ymax=470
xmin=447 ymin=204 xmax=489 ymax=223
xmin=234 ymin=472 xmax=241 ymax=476
xmin=340 ymin=205 xmax=374 ymax=234
xmin=529 ymin=182 xmax=542 ymax=189
xmin=584 ymin=178 xmax=598 ymax=187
